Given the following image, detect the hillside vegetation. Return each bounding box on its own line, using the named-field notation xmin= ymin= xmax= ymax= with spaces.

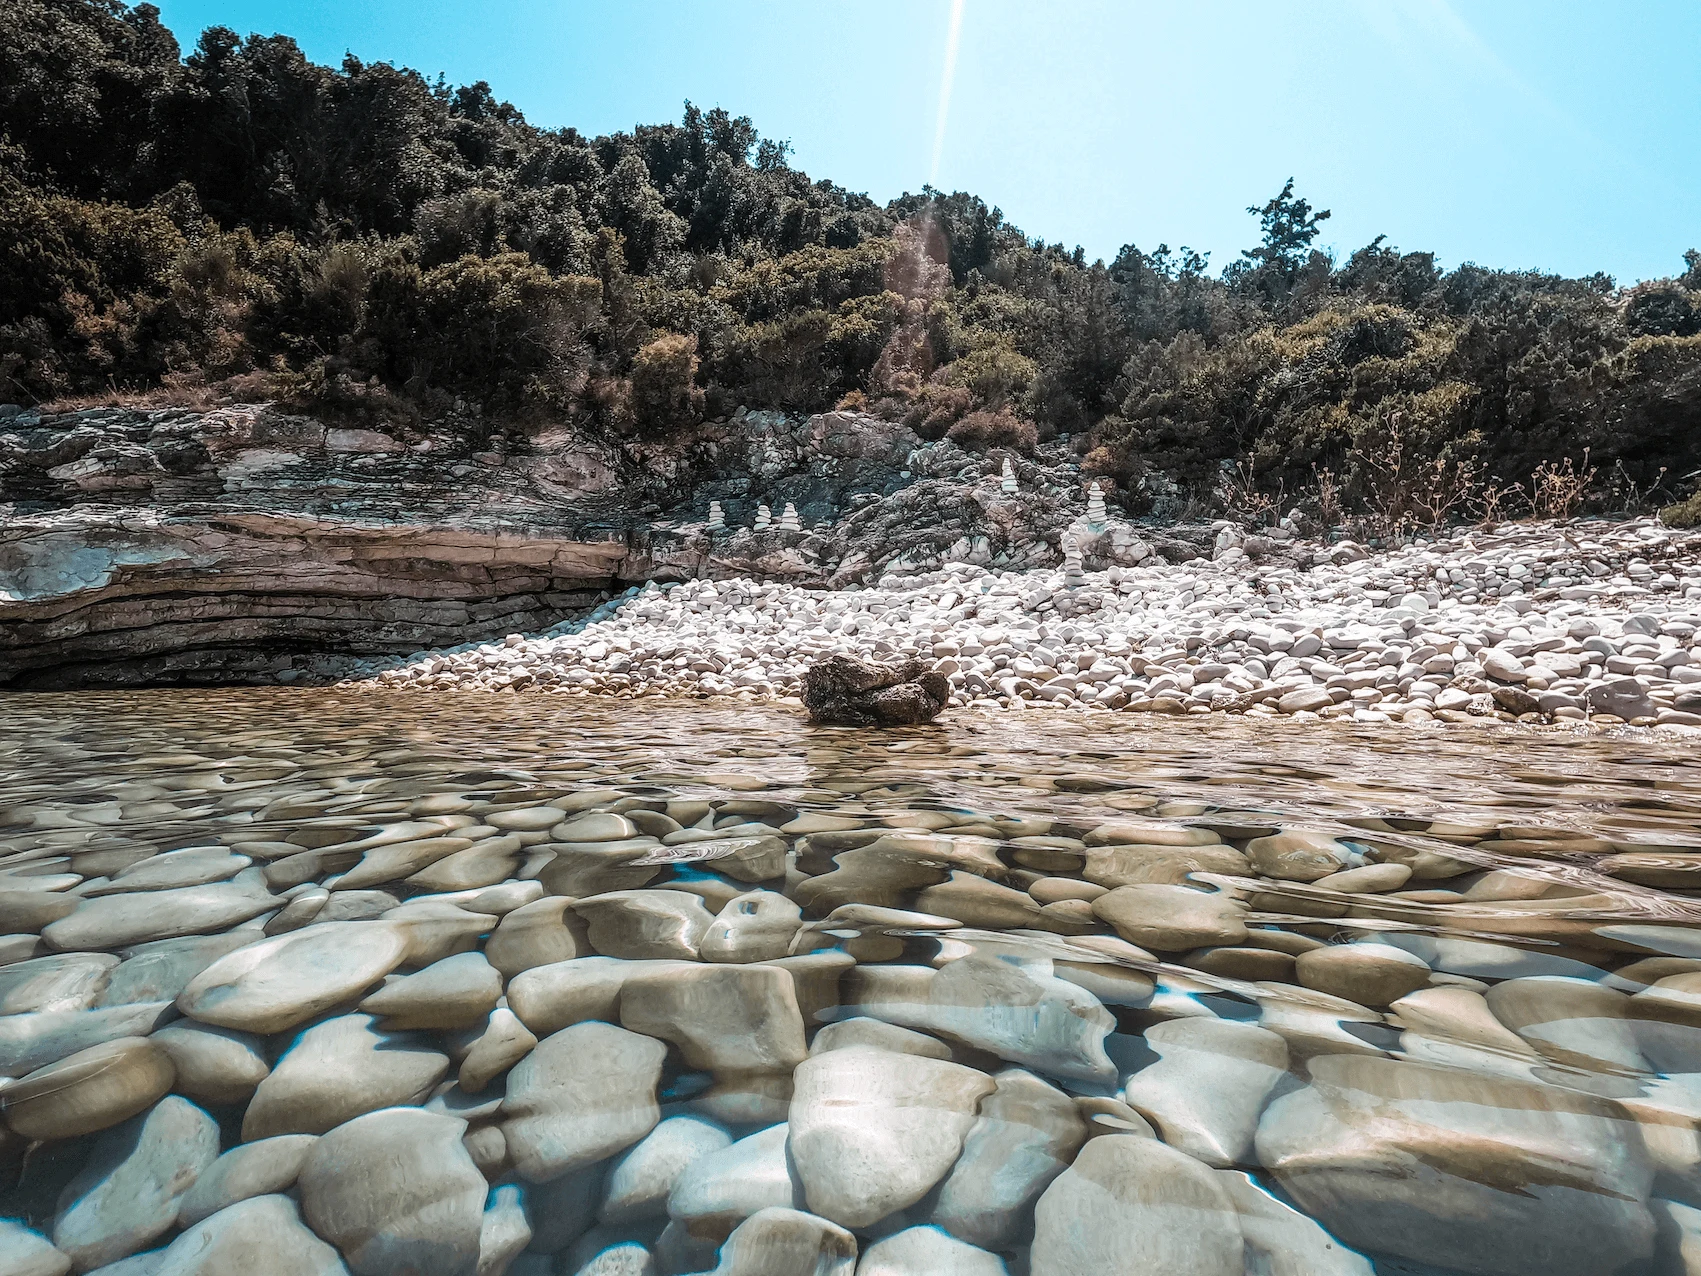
xmin=4 ymin=0 xmax=1699 ymax=524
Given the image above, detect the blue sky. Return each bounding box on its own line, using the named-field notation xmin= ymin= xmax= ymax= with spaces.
xmin=151 ymin=0 xmax=1700 ymax=284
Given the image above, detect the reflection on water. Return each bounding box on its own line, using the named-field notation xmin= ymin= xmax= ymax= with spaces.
xmin=2 ymin=690 xmax=1701 ymax=1275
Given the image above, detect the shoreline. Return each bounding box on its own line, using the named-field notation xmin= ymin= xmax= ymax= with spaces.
xmin=355 ymin=515 xmax=1701 ymax=732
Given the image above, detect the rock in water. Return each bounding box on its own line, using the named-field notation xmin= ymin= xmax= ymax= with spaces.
xmin=858 ymin=1226 xmax=1008 ymax=1276
xmin=788 ymin=1045 xmax=994 ymax=1228
xmin=1120 ymin=1018 xmax=1289 ymax=1167
xmin=0 ymin=1222 xmax=69 ymax=1276
xmin=700 ymin=1207 xmax=855 ymax=1276
xmin=600 ymin=1115 xmax=732 ymax=1225
xmin=500 ymin=1020 xmax=666 ymax=1181
xmin=801 ymin=655 xmax=948 ymax=727
xmin=53 ymin=1096 xmax=220 ymax=1270
xmin=931 ymin=1067 xmax=1086 ymax=1251
xmin=1255 ymin=1054 xmax=1657 ymax=1276
xmin=1030 ymin=1134 xmax=1243 ymax=1276
xmin=242 ymin=1014 xmax=448 ymax=1140
xmin=178 ymin=1134 xmax=321 ymax=1227
xmin=666 ymin=1122 xmax=802 ymax=1238
xmin=618 ymin=963 xmax=807 ymax=1072
xmin=476 ymin=1183 xmax=531 ymax=1276
xmin=297 ymin=1107 xmax=487 ymax=1276
xmin=148 ymin=1194 xmax=350 ymax=1276
xmin=151 ymin=1022 xmax=270 ymax=1105
xmin=1216 ymin=1170 xmax=1373 ymax=1276
xmin=176 ymin=921 xmax=409 ymax=1035
xmin=2 ymin=1036 xmax=176 ymax=1140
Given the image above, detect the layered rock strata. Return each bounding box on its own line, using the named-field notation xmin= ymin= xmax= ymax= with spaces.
xmin=1 ymin=403 xmax=1137 ymax=687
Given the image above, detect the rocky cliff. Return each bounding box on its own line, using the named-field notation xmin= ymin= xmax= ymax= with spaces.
xmin=0 ymin=404 xmax=1173 ymax=687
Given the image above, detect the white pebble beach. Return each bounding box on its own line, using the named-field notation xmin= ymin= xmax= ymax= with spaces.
xmin=360 ymin=515 xmax=1701 ymax=731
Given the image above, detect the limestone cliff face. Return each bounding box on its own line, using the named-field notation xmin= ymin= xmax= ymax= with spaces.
xmin=0 ymin=403 xmax=1156 ymax=687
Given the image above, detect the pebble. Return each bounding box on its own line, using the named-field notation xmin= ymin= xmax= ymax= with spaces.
xmin=99 ymin=932 xmax=259 ymax=1006
xmin=2 ymin=1036 xmax=176 ymax=1139
xmin=477 ymin=1184 xmax=532 ymax=1276
xmin=699 ymin=890 xmax=803 ymax=963
xmin=931 ymin=1067 xmax=1087 ymax=1251
xmin=507 ymin=956 xmax=665 ymax=1037
xmin=699 ymin=1207 xmax=855 ymax=1276
xmin=500 ymin=1021 xmax=667 ymax=1181
xmin=1256 ymin=1054 xmax=1657 ymax=1276
xmin=856 ymin=1226 xmax=1008 ymax=1276
xmin=359 ymin=952 xmax=503 ymax=1030
xmin=483 ymin=897 xmax=590 ymax=977
xmin=0 ymin=952 xmax=119 ymax=1013
xmin=458 ymin=1007 xmax=538 ymax=1092
xmin=1244 ymin=831 xmax=1356 ymax=882
xmin=1030 ymin=1134 xmax=1243 ymax=1276
xmin=1294 ymin=941 xmax=1434 ymax=1008
xmin=177 ymin=1134 xmax=321 ymax=1227
xmin=90 ymin=849 xmax=250 ymax=895
xmin=298 ymin=1107 xmax=487 ymax=1276
xmin=1485 ymin=975 xmax=1648 ymax=1075
xmin=0 ymin=889 xmax=79 ymax=933
xmin=0 ymin=1222 xmax=70 ymax=1276
xmin=52 ymin=1096 xmax=220 ymax=1271
xmin=177 ymin=921 xmax=409 ymax=1035
xmin=42 ymin=876 xmax=279 ymax=951
xmin=618 ymin=963 xmax=806 ymax=1073
xmin=809 ymin=1017 xmax=951 ymax=1059
xmin=855 ymin=953 xmax=1116 ymax=1084
xmin=667 ymin=1121 xmax=802 ymax=1240
xmin=1121 ymin=1018 xmax=1289 ymax=1168
xmin=1218 ymin=1170 xmax=1373 ymax=1275
xmin=572 ymin=890 xmax=715 ymax=960
xmin=242 ymin=1014 xmax=449 ymax=1140
xmin=788 ymin=1045 xmax=995 ymax=1228
xmin=1091 ymin=884 xmax=1249 ymax=951
xmin=0 ymin=1000 xmax=175 ymax=1075
xmin=600 ymin=1115 xmax=733 ymax=1225
xmin=151 ymin=1021 xmax=271 ymax=1105
xmin=147 ymin=1194 xmax=349 ymax=1276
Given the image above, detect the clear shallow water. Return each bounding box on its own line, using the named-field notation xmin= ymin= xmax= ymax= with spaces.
xmin=3 ymin=692 xmax=1701 ymax=1274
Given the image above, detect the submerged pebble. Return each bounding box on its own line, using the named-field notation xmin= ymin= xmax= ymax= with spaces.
xmin=1 ymin=690 xmax=1699 ymax=1276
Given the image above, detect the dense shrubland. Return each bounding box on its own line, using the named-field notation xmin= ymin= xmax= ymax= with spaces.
xmin=4 ymin=0 xmax=1699 ymax=523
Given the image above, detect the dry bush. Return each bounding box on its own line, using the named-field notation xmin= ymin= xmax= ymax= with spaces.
xmin=946 ymin=409 xmax=1037 ymax=453
xmin=1473 ymin=478 xmax=1523 ymax=529
xmin=1530 ymin=451 xmax=1595 ymax=519
xmin=1215 ymin=459 xmax=1282 ymax=525
xmin=1606 ymin=458 xmax=1670 ymax=513
xmin=1311 ymin=465 xmax=1343 ymax=529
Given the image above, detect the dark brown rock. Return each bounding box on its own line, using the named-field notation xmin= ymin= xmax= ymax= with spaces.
xmin=1491 ymin=685 xmax=1543 ymax=716
xmin=802 ymin=655 xmax=949 ymax=726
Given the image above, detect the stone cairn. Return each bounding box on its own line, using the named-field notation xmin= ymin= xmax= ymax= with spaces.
xmin=1086 ymin=482 xmax=1108 ymax=530
xmin=754 ymin=504 xmax=772 ymax=531
xmin=1062 ymin=535 xmax=1085 ymax=588
xmin=1001 ymin=458 xmax=1019 ymax=495
xmin=706 ymin=501 xmax=725 ymax=532
xmin=778 ymin=502 xmax=801 ymax=532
